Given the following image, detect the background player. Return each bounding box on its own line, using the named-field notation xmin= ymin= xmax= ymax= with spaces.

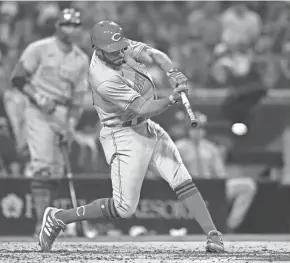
xmin=39 ymin=21 xmax=224 ymax=253
xmin=10 ymin=8 xmax=89 ymax=237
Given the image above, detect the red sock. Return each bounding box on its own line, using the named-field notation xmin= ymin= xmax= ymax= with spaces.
xmin=175 ymin=180 xmax=216 ymax=234
xmin=56 ymin=198 xmax=121 ymax=224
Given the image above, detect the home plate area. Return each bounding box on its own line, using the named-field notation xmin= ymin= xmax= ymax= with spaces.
xmin=0 ymin=235 xmax=290 ymax=263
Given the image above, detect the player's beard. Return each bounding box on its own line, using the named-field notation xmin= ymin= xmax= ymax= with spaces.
xmin=112 ymin=57 xmax=125 ymax=67
xmin=101 ymin=51 xmax=125 ymax=68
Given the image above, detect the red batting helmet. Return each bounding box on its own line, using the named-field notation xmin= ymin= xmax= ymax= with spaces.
xmin=90 ymin=21 xmax=130 ymax=52
xmin=57 ymin=8 xmax=81 ymax=26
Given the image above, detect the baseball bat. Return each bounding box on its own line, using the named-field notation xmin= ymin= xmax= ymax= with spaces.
xmin=180 ymin=92 xmax=199 ymax=127
xmin=60 ymin=143 xmax=78 ymax=208
xmin=60 ymin=142 xmax=85 ymax=237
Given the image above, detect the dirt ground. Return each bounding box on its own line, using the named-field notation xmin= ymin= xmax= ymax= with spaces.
xmin=0 ymin=235 xmax=290 ymax=263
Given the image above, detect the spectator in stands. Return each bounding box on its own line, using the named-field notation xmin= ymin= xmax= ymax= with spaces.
xmin=118 ymin=3 xmax=141 ymax=40
xmin=0 ymin=40 xmax=28 ymax=162
xmin=0 ymin=1 xmax=19 ymax=46
xmin=253 ymin=33 xmax=280 ymax=89
xmin=3 ymin=87 xmax=28 ymax=156
xmin=0 ymin=42 xmax=9 ymax=93
xmin=35 ymin=2 xmax=60 ymax=38
xmin=274 ymin=42 xmax=290 ymax=89
xmin=175 ymin=112 xmax=257 ymax=232
xmin=209 ymin=42 xmax=256 ymax=86
xmin=170 ymin=36 xmax=211 ymax=84
xmin=187 ymin=2 xmax=222 ymax=51
xmin=280 ymin=42 xmax=290 ymax=79
xmin=154 ymin=3 xmax=184 ymax=54
xmin=0 ymin=41 xmax=9 ymax=176
xmin=263 ymin=2 xmax=290 ymax=53
xmin=0 ymin=41 xmax=21 ymax=177
xmin=88 ymin=1 xmax=119 ymax=22
xmin=167 ymin=110 xmax=188 ymax=142
xmin=220 ymin=2 xmax=262 ymax=47
xmin=0 ymin=101 xmax=10 ymax=177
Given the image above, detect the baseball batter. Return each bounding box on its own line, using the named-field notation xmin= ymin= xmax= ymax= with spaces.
xmin=39 ymin=21 xmax=224 ymax=253
xmin=10 ymin=9 xmax=89 ymax=236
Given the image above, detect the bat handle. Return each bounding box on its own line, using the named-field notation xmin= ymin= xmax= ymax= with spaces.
xmin=180 ymin=92 xmax=199 ymax=128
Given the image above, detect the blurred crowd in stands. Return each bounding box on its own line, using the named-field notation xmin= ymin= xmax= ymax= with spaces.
xmin=1 ymin=1 xmax=290 ymax=92
xmin=0 ymin=1 xmax=290 ymax=177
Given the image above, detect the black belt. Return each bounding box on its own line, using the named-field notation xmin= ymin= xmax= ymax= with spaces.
xmin=104 ymin=117 xmax=146 ymax=127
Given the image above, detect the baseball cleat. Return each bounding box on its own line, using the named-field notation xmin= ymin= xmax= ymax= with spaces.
xmin=205 ymin=230 xmax=224 ymax=253
xmin=38 ymin=207 xmax=65 ymax=252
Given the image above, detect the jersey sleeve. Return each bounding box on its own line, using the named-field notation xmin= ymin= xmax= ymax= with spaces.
xmin=97 ymin=76 xmax=141 ymax=110
xmin=19 ymin=42 xmax=41 ymax=74
xmin=126 ymin=40 xmax=148 ymax=61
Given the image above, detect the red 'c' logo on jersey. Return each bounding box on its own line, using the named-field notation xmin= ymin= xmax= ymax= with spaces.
xmin=111 ymin=33 xmax=122 ymax=42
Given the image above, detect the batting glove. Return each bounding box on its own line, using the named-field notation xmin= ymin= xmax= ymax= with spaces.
xmin=59 ymin=125 xmax=76 ymax=147
xmin=169 ymin=84 xmax=188 ymax=103
xmin=33 ymin=93 xmax=56 ymax=114
xmin=167 ymin=68 xmax=188 ymax=89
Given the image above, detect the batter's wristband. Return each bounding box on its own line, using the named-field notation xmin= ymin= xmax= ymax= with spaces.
xmin=166 ymin=68 xmax=178 ymax=77
xmin=168 ymin=95 xmax=177 ymax=105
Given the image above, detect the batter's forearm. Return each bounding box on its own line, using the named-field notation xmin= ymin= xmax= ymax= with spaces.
xmin=135 ymin=97 xmax=173 ymax=118
xmin=147 ymin=48 xmax=175 ymax=73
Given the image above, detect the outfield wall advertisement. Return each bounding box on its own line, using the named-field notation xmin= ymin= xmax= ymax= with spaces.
xmin=0 ymin=178 xmax=289 ymax=236
xmin=0 ymin=178 xmax=226 ymax=235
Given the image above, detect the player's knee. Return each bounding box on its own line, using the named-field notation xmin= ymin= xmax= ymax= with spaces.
xmin=114 ymin=201 xmax=136 ymax=219
xmin=115 ymin=206 xmax=136 ymax=219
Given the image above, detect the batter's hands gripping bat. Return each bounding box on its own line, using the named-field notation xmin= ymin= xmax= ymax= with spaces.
xmin=180 ymin=92 xmax=199 ymax=128
xmin=167 ymin=69 xmax=199 ymax=127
